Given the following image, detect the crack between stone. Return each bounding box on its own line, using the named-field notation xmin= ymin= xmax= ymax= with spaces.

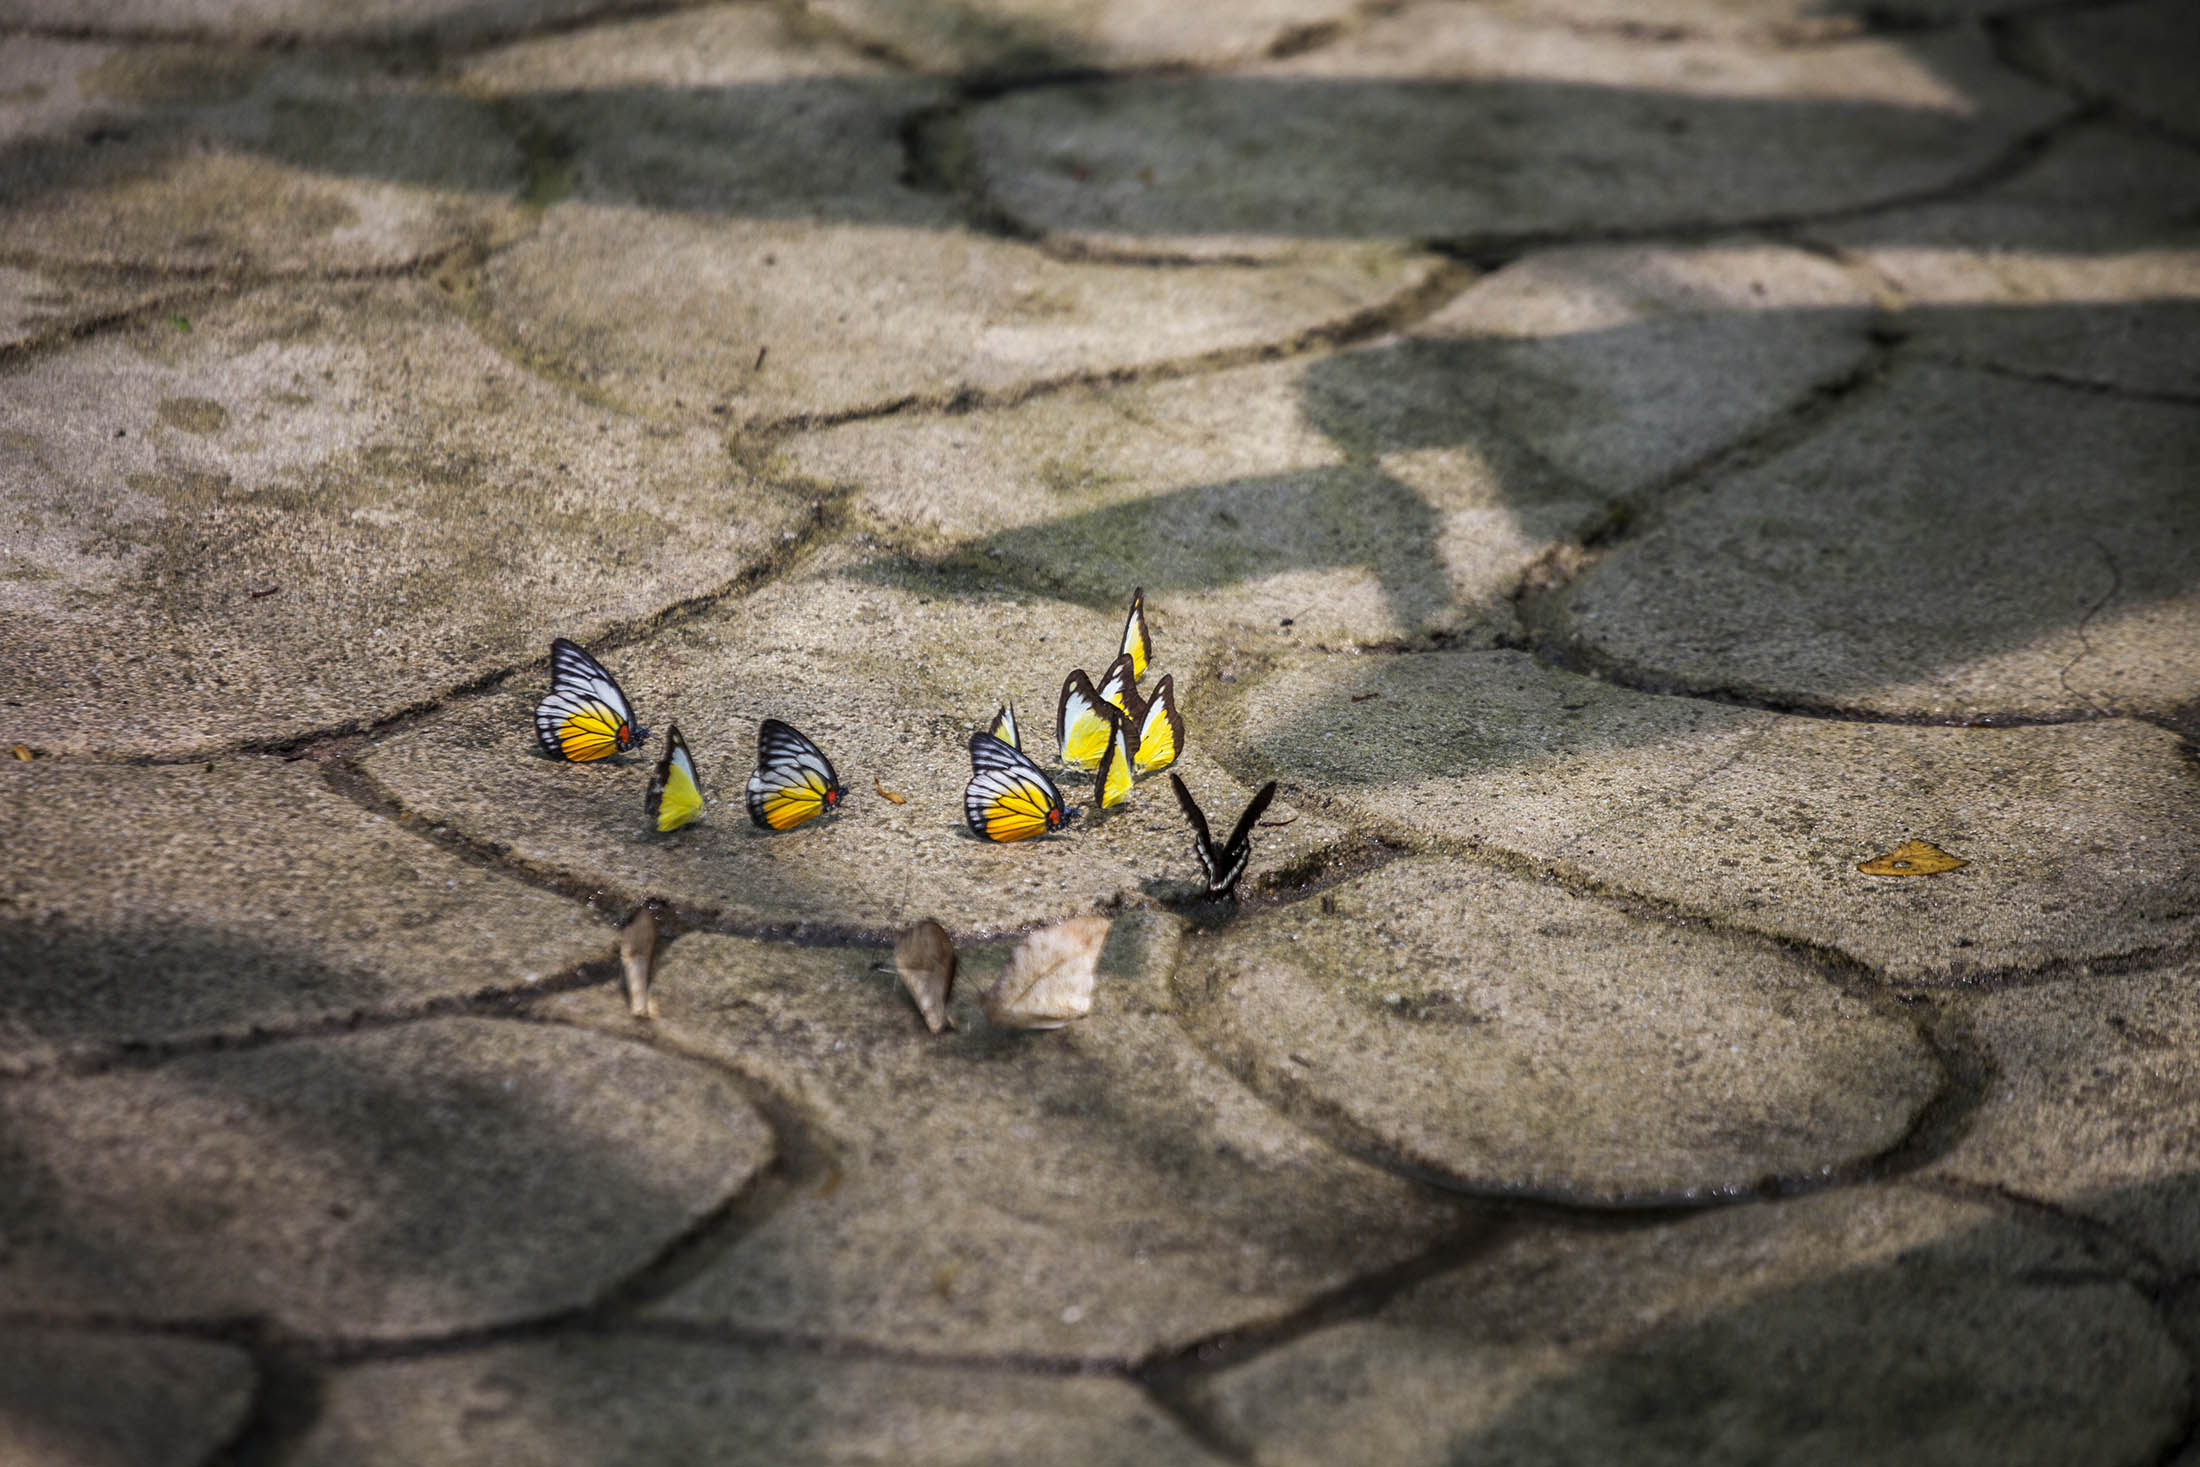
xmin=2055 ymin=535 xmax=2125 ymax=718
xmin=1945 ymin=353 xmax=2200 ymax=409
xmin=1905 ymin=1175 xmax=2176 ymax=1286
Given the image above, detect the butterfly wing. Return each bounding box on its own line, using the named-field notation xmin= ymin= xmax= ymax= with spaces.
xmin=1132 ymin=673 xmax=1185 ymax=773
xmin=1118 ymin=588 xmax=1151 ymax=683
xmin=1209 ymin=780 xmax=1280 ymax=899
xmin=535 ymin=638 xmax=647 ymax=761
xmin=1094 ymin=652 xmax=1146 ymax=725
xmin=1056 ymin=669 xmax=1114 ymax=770
xmin=967 ymin=729 xmax=1067 ymax=841
xmin=988 ymin=700 xmax=1021 ymax=752
xmin=746 ymin=718 xmax=843 ymax=830
xmin=1169 ymin=772 xmax=1222 ymax=890
xmin=646 ymin=724 xmax=705 ymax=832
xmin=1094 ymin=707 xmax=1135 ymax=809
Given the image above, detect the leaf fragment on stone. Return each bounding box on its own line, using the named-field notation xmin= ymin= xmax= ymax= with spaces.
xmin=1858 ymin=839 xmax=1969 ymax=876
xmin=874 ymin=775 xmax=907 ymax=805
xmin=980 ymin=916 xmax=1109 ymax=1030
xmin=7 ymin=745 xmax=30 ymax=760
xmin=894 ymin=919 xmax=958 ymax=1033
xmin=619 ymin=903 xmax=658 ymax=1018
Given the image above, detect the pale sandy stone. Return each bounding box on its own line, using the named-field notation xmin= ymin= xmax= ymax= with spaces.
xmin=1548 ymin=362 xmax=2200 ymax=720
xmin=1190 ymin=1187 xmax=2185 ymax=1467
xmin=0 ymin=277 xmax=809 ymax=757
xmin=303 ymin=1335 xmax=1227 ymax=1466
xmin=968 ymin=15 xmax=2064 ymax=251
xmin=534 ymin=916 xmax=1473 ymax=1359
xmin=0 ymin=1329 xmax=255 ymax=1467
xmin=0 ymin=1018 xmax=774 ymax=1338
xmin=0 ymin=758 xmax=611 ymax=1073
xmin=807 ymin=0 xmax=1361 ymax=73
xmin=358 ymin=553 xmax=1349 ymax=936
xmin=1216 ymin=650 xmax=2200 ymax=982
xmin=1171 ymin=858 xmax=1943 ymax=1202
xmin=0 ymin=39 xmax=526 ymax=273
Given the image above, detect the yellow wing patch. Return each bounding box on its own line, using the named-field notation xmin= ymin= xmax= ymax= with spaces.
xmin=746 ymin=719 xmax=843 ymax=831
xmin=1094 ymin=652 xmax=1144 ymax=723
xmin=1057 ymin=670 xmax=1114 ymax=770
xmin=551 ymin=700 xmax=630 ymax=762
xmin=1132 ymin=673 xmax=1184 ymax=773
xmin=1095 ymin=710 xmax=1135 ymax=809
xmin=1118 ymin=587 xmax=1151 ymax=683
xmin=646 ymin=725 xmax=705 ymax=832
xmin=966 ymin=729 xmax=1067 ymax=841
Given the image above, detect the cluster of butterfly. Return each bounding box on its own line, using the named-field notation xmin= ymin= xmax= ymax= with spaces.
xmin=530 ymin=590 xmax=1279 ymax=901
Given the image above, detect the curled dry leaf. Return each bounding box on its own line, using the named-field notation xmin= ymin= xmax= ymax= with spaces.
xmin=7 ymin=745 xmax=31 ymax=761
xmin=874 ymin=775 xmax=907 ymax=805
xmin=619 ymin=903 xmax=658 ymax=1019
xmin=981 ymin=916 xmax=1110 ymax=1030
xmin=893 ymin=919 xmax=958 ymax=1034
xmin=1857 ymin=839 xmax=1969 ymax=877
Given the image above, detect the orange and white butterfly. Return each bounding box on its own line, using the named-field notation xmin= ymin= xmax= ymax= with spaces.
xmin=745 ymin=719 xmax=843 ymax=830
xmin=965 ymin=729 xmax=1069 ymax=841
xmin=1130 ymin=673 xmax=1184 ymax=773
xmin=535 ymin=638 xmax=647 ymax=762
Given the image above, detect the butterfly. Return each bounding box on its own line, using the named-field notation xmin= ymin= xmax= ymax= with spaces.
xmin=1094 ymin=651 xmax=1144 ymax=723
xmin=745 ymin=718 xmax=843 ymax=830
xmin=1130 ymin=673 xmax=1183 ymax=773
xmin=1169 ymin=773 xmax=1278 ymax=902
xmin=1056 ymin=668 xmax=1115 ymax=770
xmin=645 ymin=723 xmax=705 ymax=832
xmin=1118 ymin=587 xmax=1151 ymax=682
xmin=965 ymin=728 xmax=1069 ymax=841
xmin=534 ymin=638 xmax=648 ymax=762
xmin=988 ymin=700 xmax=1022 ymax=751
xmin=1094 ymin=705 xmax=1136 ymax=810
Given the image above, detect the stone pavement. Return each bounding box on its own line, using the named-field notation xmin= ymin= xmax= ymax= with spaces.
xmin=0 ymin=0 xmax=2195 ymax=1461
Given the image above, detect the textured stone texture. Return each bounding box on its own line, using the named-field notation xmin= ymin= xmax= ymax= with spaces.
xmin=0 ymin=1329 xmax=256 ymax=1467
xmin=788 ymin=241 xmax=1869 ymax=646
xmin=1171 ymin=859 xmax=1942 ymax=1203
xmin=459 ymin=6 xmax=1436 ymax=427
xmin=0 ymin=266 xmax=184 ymax=354
xmin=1218 ymin=650 xmax=2200 ymax=982
xmin=1814 ymin=124 xmax=2200 ymax=396
xmin=968 ymin=15 xmax=2062 ymax=250
xmin=2029 ymin=0 xmax=2200 ymax=143
xmin=1189 ymin=1186 xmax=2187 ymax=1467
xmin=1925 ymin=957 xmax=2200 ymax=1270
xmin=0 ymin=39 xmax=526 ymax=273
xmin=360 ymin=555 xmax=1347 ymax=936
xmin=0 ymin=1017 xmax=773 ymax=1338
xmin=808 ymin=0 xmax=1359 ymax=73
xmin=0 ymin=0 xmax=665 ymax=44
xmin=536 ymin=917 xmax=1471 ymax=1360
xmin=303 ymin=1335 xmax=1227 ymax=1466
xmin=0 ymin=759 xmax=610 ymax=1074
xmin=1547 ymin=362 xmax=2200 ymax=719
xmin=0 ymin=277 xmax=808 ymax=757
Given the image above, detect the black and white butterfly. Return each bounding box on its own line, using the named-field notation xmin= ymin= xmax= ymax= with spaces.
xmin=1168 ymin=774 xmax=1278 ymax=902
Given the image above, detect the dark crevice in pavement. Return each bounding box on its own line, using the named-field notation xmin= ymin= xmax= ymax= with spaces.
xmin=1991 ymin=4 xmax=2200 ymax=153
xmin=1935 ymin=353 xmax=2200 ymax=408
xmin=0 ymin=278 xmax=228 ymax=371
xmin=1909 ymin=1175 xmax=2175 ymax=1286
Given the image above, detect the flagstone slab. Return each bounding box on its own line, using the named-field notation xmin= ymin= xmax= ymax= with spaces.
xmin=1216 ymin=650 xmax=2200 ymax=982
xmin=1187 ymin=1186 xmax=2185 ymax=1467
xmin=0 ymin=758 xmax=610 ymax=1075
xmin=1813 ymin=124 xmax=2200 ymax=397
xmin=787 ymin=241 xmax=1869 ymax=646
xmin=359 ymin=555 xmax=1347 ymax=937
xmin=456 ymin=5 xmax=1434 ymax=427
xmin=0 ymin=1329 xmax=255 ymax=1467
xmin=0 ymin=39 xmax=526 ymax=274
xmin=0 ymin=276 xmax=809 ymax=758
xmin=303 ymin=1335 xmax=1226 ymax=1467
xmin=0 ymin=0 xmax=671 ymax=45
xmin=1170 ymin=858 xmax=1942 ymax=1203
xmin=533 ymin=914 xmax=1471 ymax=1360
xmin=1547 ymin=362 xmax=2200 ymax=720
xmin=1923 ymin=957 xmax=2200 ymax=1271
xmin=805 ymin=0 xmax=1359 ymax=74
xmin=0 ymin=1017 xmax=773 ymax=1339
xmin=966 ymin=16 xmax=2062 ymax=251
xmin=2029 ymin=0 xmax=2200 ymax=143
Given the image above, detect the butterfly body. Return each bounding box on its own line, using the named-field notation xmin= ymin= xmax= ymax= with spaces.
xmin=1169 ymin=774 xmax=1278 ymax=902
xmin=535 ymin=638 xmax=647 ymax=761
xmin=746 ymin=719 xmax=843 ymax=830
xmin=645 ymin=724 xmax=705 ymax=832
xmin=965 ymin=728 xmax=1069 ymax=841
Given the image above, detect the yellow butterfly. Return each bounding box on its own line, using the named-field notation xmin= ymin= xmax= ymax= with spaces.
xmin=1131 ymin=673 xmax=1184 ymax=773
xmin=645 ymin=724 xmax=705 ymax=832
xmin=1094 ymin=651 xmax=1144 ymax=723
xmin=988 ymin=700 xmax=1021 ymax=751
xmin=965 ymin=729 xmax=1069 ymax=841
xmin=1118 ymin=587 xmax=1152 ymax=682
xmin=745 ymin=719 xmax=843 ymax=830
xmin=1093 ymin=705 xmax=1138 ymax=809
xmin=1056 ymin=669 xmax=1115 ymax=770
xmin=534 ymin=638 xmax=647 ymax=762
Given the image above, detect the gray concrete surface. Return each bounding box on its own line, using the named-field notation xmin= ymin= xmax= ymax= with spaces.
xmin=0 ymin=0 xmax=2194 ymax=1462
